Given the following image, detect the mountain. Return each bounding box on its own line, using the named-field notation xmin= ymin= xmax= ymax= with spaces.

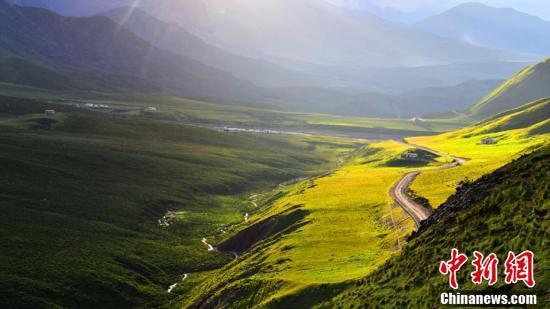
xmin=7 ymin=0 xmax=531 ymax=94
xmin=6 ymin=0 xmax=131 ymax=16
xmin=102 ymin=6 xmax=318 ymax=88
xmin=11 ymin=0 xmax=521 ymax=67
xmin=415 ymin=2 xmax=550 ymax=56
xmin=324 ymin=0 xmax=435 ymax=23
xmin=141 ymin=0 xmax=519 ymax=68
xmin=0 ymin=1 xmax=269 ymax=106
xmin=470 ymin=58 xmax=550 ymax=118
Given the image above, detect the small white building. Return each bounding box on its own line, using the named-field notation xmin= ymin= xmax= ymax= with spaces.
xmin=144 ymin=107 xmax=158 ymax=112
xmin=409 ymin=117 xmax=426 ymax=122
xmin=403 ymin=152 xmax=418 ymax=159
xmin=44 ymin=110 xmax=56 ymax=115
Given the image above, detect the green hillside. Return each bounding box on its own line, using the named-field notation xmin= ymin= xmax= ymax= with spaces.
xmin=470 ymin=58 xmax=550 ymax=118
xmin=409 ymin=98 xmax=549 ymax=208
xmin=0 ymin=96 xmax=359 ymax=308
xmin=328 ymin=145 xmax=549 ymax=307
xmin=180 ymin=92 xmax=548 ymax=308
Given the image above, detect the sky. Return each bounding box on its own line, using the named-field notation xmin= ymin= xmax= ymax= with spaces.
xmin=327 ymin=0 xmax=550 ymax=21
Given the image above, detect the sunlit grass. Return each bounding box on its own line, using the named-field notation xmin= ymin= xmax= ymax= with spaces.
xmin=184 ymin=140 xmax=451 ymax=306
xmin=408 ymin=105 xmax=549 ymax=207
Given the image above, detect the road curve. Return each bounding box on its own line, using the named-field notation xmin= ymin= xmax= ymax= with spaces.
xmin=391 ymin=171 xmax=432 ymax=227
xmin=390 ymin=143 xmax=467 ymax=228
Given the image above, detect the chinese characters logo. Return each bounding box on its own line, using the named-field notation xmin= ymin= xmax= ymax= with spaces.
xmin=439 ymin=249 xmax=535 ymax=289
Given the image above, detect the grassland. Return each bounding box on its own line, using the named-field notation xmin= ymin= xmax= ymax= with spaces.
xmin=409 ymin=99 xmax=549 ymax=208
xmin=181 ymin=140 xmax=457 ymax=307
xmin=328 ymin=146 xmax=550 ymax=307
xmin=0 ymin=95 xmax=361 ymax=308
xmin=0 ymin=83 xmax=467 ymax=138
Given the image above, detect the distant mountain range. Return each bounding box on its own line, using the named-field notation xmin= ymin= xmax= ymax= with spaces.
xmin=324 ymin=0 xmax=436 ymax=23
xmin=6 ymin=0 xmax=534 ymax=94
xmin=102 ymin=6 xmax=318 ymax=89
xmin=6 ymin=1 xmax=526 ymax=68
xmin=1 ymin=0 xmax=547 ymax=119
xmin=140 ymin=0 xmax=519 ymax=68
xmin=415 ymin=2 xmax=550 ymax=56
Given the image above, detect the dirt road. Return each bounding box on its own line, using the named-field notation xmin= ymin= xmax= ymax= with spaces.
xmin=390 ymin=144 xmax=467 ymax=227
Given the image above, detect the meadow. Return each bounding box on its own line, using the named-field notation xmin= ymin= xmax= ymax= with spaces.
xmin=0 ymin=95 xmax=360 ymax=308
xmin=409 ymin=99 xmax=549 ymax=207
xmin=181 ymin=140 xmax=456 ymax=307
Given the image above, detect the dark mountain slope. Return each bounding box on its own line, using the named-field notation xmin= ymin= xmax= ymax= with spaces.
xmin=328 ymin=145 xmax=549 ymax=307
xmin=0 ymin=1 xmax=268 ymax=106
xmin=470 ymin=58 xmax=550 ymax=118
xmin=0 ymin=55 xmax=160 ymax=92
xmin=415 ymin=2 xmax=550 ymax=56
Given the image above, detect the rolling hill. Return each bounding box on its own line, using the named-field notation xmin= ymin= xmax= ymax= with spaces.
xmin=470 ymin=58 xmax=550 ymax=118
xmin=415 ymin=2 xmax=550 ymax=56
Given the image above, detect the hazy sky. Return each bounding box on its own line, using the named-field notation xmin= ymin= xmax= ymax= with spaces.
xmin=330 ymin=0 xmax=550 ymax=20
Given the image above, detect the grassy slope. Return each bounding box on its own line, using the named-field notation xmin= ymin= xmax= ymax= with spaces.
xmin=0 ymin=96 xmax=359 ymax=308
xmin=409 ymin=99 xmax=550 ymax=208
xmin=328 ymin=146 xmax=549 ymax=307
xmin=470 ymin=57 xmax=550 ymax=118
xmin=182 ymin=140 xmax=455 ymax=308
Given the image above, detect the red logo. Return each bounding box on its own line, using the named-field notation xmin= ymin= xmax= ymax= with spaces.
xmin=504 ymin=250 xmax=535 ymax=288
xmin=439 ymin=250 xmax=535 ymax=289
xmin=471 ymin=251 xmax=498 ymax=286
xmin=439 ymin=248 xmax=468 ymax=289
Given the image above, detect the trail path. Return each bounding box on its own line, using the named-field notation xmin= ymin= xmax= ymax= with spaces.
xmin=167 ymin=273 xmax=188 ymax=293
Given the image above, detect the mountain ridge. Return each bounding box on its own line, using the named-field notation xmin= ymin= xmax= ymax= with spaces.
xmin=470 ymin=58 xmax=550 ymax=118
xmin=415 ymin=2 xmax=550 ymax=56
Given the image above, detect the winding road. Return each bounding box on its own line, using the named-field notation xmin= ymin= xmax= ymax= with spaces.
xmin=390 ymin=143 xmax=467 ymax=227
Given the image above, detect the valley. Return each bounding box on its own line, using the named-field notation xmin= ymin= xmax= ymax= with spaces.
xmin=0 ymin=60 xmax=548 ymax=308
xmin=0 ymin=1 xmax=548 ymax=308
